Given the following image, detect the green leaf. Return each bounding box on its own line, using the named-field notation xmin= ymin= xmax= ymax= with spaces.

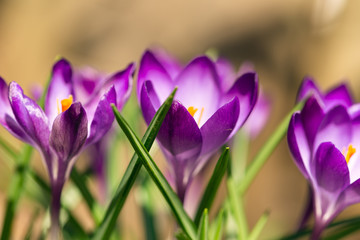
xmin=227 ymin=177 xmax=248 ymax=240
xmin=92 ymin=88 xmax=178 ymax=240
xmin=197 ymin=209 xmax=209 ymax=240
xmin=176 ymin=231 xmax=191 ymax=240
xmin=194 ymin=148 xmax=229 ymax=226
xmin=211 ymin=209 xmax=224 ymax=240
xmin=1 ymin=144 xmax=33 ymax=240
xmin=110 ymin=102 xmax=197 ymax=239
xmin=248 ymin=211 xmax=269 ymax=240
xmin=0 ymin=136 xmax=18 ymax=160
xmin=238 ymin=99 xmax=305 ymax=194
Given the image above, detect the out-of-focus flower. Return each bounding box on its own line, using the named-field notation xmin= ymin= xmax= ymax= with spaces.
xmin=0 ymin=59 xmax=134 ymax=237
xmin=297 ymin=76 xmax=353 ymax=109
xmin=137 ymin=49 xmax=258 ymax=201
xmin=288 ymin=92 xmax=360 ymax=239
xmin=215 ymin=58 xmax=271 ymax=138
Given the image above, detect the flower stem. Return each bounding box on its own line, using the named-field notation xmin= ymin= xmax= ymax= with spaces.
xmin=49 ymin=181 xmax=64 ymax=240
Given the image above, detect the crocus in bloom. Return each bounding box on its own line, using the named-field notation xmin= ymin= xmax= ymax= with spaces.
xmin=0 ymin=59 xmax=134 ymax=237
xmin=137 ymin=49 xmax=258 ymax=201
xmin=288 ymin=91 xmax=360 ymax=239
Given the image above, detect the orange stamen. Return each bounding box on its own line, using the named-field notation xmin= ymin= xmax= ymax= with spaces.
xmin=188 ymin=106 xmax=198 ymax=117
xmin=60 ymin=95 xmax=73 ymax=113
xmin=343 ymin=144 xmax=356 ymax=164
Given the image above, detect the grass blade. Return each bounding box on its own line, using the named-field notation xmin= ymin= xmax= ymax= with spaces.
xmin=227 ymin=178 xmax=248 ymax=240
xmin=194 ymin=148 xmax=229 ymax=226
xmin=238 ymin=99 xmax=305 ymax=194
xmin=248 ymin=211 xmax=269 ymax=240
xmin=92 ymin=88 xmax=178 ymax=240
xmin=111 ymin=103 xmax=197 ymax=239
xmin=197 ymin=209 xmax=209 ymax=240
xmin=212 ymin=209 xmax=224 ymax=240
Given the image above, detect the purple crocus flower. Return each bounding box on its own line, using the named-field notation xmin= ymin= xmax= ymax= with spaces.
xmin=288 ymin=92 xmax=360 ymax=239
xmin=297 ymin=76 xmax=353 ymax=109
xmin=0 ymin=59 xmax=134 ymax=237
xmin=137 ymin=50 xmax=258 ymax=201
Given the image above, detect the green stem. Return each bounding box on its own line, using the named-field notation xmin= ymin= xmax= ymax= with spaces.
xmin=238 ymin=100 xmax=305 ymax=194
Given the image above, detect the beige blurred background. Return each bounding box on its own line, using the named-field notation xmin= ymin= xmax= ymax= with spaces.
xmin=1 ymin=0 xmax=360 ymax=239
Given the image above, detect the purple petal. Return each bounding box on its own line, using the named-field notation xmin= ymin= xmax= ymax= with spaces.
xmin=338 ymin=179 xmax=360 ymax=209
xmin=225 ymin=72 xmax=259 ymax=139
xmin=157 ymin=101 xmax=202 ymax=160
xmin=50 ymin=102 xmax=88 ymax=161
xmin=200 ymin=97 xmax=239 ymax=156
xmin=86 ymin=86 xmax=116 ymax=145
xmin=242 ymin=90 xmax=271 ymax=138
xmin=140 ymin=80 xmax=160 ymax=125
xmin=9 ymin=82 xmax=50 ymax=153
xmin=324 ymin=83 xmax=353 ymax=108
xmin=237 ymin=61 xmax=255 ymax=76
xmin=174 ymin=56 xmax=222 ymax=126
xmin=45 ymin=59 xmax=74 ymax=127
xmin=151 ymin=47 xmax=182 ymax=79
xmin=0 ymin=78 xmax=31 ymax=142
xmin=137 ymin=50 xmax=173 ymax=102
xmin=215 ymin=58 xmax=236 ymax=92
xmin=106 ymin=63 xmax=135 ymax=110
xmin=296 ymin=76 xmax=322 ymax=102
xmin=300 ymin=96 xmax=325 ymax=150
xmin=314 ymin=142 xmax=349 ymax=192
xmin=287 ymin=113 xmax=311 ymax=179
xmin=73 ymin=66 xmax=106 ymax=102
xmin=314 ymin=105 xmax=352 ymax=153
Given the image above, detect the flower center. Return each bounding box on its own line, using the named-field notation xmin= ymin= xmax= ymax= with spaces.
xmin=342 ymin=144 xmax=356 ymax=164
xmin=57 ymin=95 xmax=73 ymax=114
xmin=187 ymin=106 xmax=204 ymax=125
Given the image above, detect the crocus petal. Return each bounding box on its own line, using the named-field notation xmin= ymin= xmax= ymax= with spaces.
xmin=86 ymin=86 xmax=116 ymax=145
xmin=0 ymin=78 xmax=31 ymax=142
xmin=9 ymin=82 xmax=50 ymax=153
xmin=243 ymin=90 xmax=270 ymax=138
xmin=175 ymin=56 xmax=222 ymax=126
xmin=338 ymin=179 xmax=360 ymax=208
xmin=140 ymin=80 xmax=160 ymax=125
xmin=73 ymin=66 xmax=106 ymax=102
xmin=215 ymin=58 xmax=236 ymax=92
xmin=151 ymin=47 xmax=182 ymax=79
xmin=200 ymin=97 xmax=239 ymax=156
xmin=137 ymin=50 xmax=173 ymax=102
xmin=324 ymin=84 xmax=353 ymax=108
xmin=237 ymin=61 xmax=255 ymax=76
xmin=287 ymin=113 xmax=311 ymax=179
xmin=157 ymin=101 xmax=202 ymax=160
xmin=300 ymin=95 xmax=325 ymax=150
xmin=296 ymin=76 xmax=322 ymax=102
xmin=45 ymin=59 xmax=74 ymax=126
xmin=50 ymin=102 xmax=88 ymax=162
xmin=314 ymin=142 xmax=349 ymax=192
xmin=106 ymin=63 xmax=135 ymax=110
xmin=225 ymin=72 xmax=258 ymax=138
xmin=314 ymin=105 xmax=352 ymax=153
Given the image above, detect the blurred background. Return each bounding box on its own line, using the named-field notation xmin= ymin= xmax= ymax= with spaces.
xmin=1 ymin=0 xmax=360 ymax=239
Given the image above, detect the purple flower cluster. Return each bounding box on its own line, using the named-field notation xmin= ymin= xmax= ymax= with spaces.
xmin=137 ymin=49 xmax=259 ymax=200
xmin=0 ymin=58 xmax=134 ymax=232
xmin=288 ymin=77 xmax=360 ymax=238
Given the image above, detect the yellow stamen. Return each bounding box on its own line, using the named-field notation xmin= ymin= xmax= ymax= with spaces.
xmin=57 ymin=99 xmax=61 ymax=114
xmin=342 ymin=144 xmax=356 ymax=164
xmin=57 ymin=95 xmax=73 ymax=114
xmin=188 ymin=106 xmax=198 ymax=117
xmin=197 ymin=107 xmax=204 ymax=125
